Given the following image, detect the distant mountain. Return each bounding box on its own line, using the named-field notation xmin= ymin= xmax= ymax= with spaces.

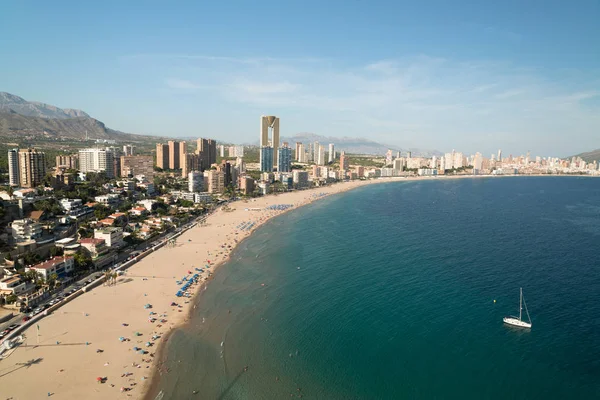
xmin=0 ymin=92 xmax=171 ymax=143
xmin=0 ymin=92 xmax=90 ymax=119
xmin=278 ymin=133 xmax=442 ymax=157
xmin=569 ymin=148 xmax=600 ymax=163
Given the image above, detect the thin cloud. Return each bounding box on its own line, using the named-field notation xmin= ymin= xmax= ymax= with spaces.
xmin=165 ymin=78 xmax=203 ymax=90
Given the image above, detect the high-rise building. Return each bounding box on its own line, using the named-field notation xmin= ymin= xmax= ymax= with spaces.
xmin=79 ymin=148 xmax=115 ymax=177
xmin=123 ymin=145 xmax=135 ymax=156
xmin=313 ymin=141 xmax=320 ymax=163
xmin=181 ymin=153 xmax=200 ymax=177
xmin=18 ymin=148 xmax=47 ymax=188
xmin=260 ymin=146 xmax=274 ymax=172
xmin=292 ymin=170 xmax=310 ymax=189
xmin=328 ymin=143 xmax=335 ymax=163
xmin=295 ymin=142 xmax=302 ymax=161
xmin=316 ymin=144 xmax=325 ymax=166
xmin=196 ymin=138 xmax=217 ymax=170
xmin=393 ymin=158 xmax=405 ymax=172
xmin=339 ymin=151 xmax=349 ymax=170
xmin=497 ymin=149 xmax=502 ymax=162
xmin=156 ymin=144 xmax=169 ymax=170
xmin=235 ymin=157 xmax=246 ymax=173
xmin=407 ymin=151 xmax=412 ymax=159
xmin=219 ymin=145 xmax=225 ymax=158
xmin=260 ymin=116 xmax=280 ymax=168
xmin=385 ymin=150 xmax=393 ymax=166
xmin=278 ymin=145 xmax=293 ymax=172
xmin=168 ymin=140 xmax=181 ymax=170
xmin=8 ymin=149 xmax=20 ymax=186
xmin=473 ymin=152 xmax=483 ymax=170
xmin=188 ymin=171 xmax=204 ymax=192
xmin=205 ymin=170 xmax=224 ymax=193
xmin=121 ymin=155 xmax=154 ymax=180
xmin=219 ymin=160 xmax=232 ymax=187
xmin=56 ymin=154 xmax=79 ymax=170
xmin=239 ymin=176 xmax=255 ymax=195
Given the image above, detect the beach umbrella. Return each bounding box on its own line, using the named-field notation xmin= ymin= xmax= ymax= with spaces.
xmin=119 ymin=337 xmax=125 ymax=342
xmin=97 ymin=377 xmax=103 ymax=383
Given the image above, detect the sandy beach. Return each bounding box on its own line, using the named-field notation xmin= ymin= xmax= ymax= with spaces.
xmin=0 ymin=177 xmax=416 ymax=400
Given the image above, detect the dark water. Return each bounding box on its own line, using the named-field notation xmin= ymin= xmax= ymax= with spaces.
xmin=155 ymin=177 xmax=600 ymax=399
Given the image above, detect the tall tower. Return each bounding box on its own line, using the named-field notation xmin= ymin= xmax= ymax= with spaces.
xmin=168 ymin=140 xmax=181 ymax=170
xmin=156 ymin=144 xmax=169 ymax=170
xmin=8 ymin=148 xmax=20 ymax=187
xmin=328 ymin=143 xmax=335 ymax=163
xmin=18 ymin=148 xmax=46 ymax=188
xmin=260 ymin=116 xmax=280 ymax=168
xmin=497 ymin=149 xmax=502 ymax=162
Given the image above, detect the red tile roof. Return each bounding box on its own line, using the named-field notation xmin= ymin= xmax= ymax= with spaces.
xmin=80 ymin=238 xmax=105 ymax=246
xmin=30 ymin=256 xmax=73 ymax=270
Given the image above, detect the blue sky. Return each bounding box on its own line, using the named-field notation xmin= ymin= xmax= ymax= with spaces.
xmin=1 ymin=0 xmax=599 ymax=157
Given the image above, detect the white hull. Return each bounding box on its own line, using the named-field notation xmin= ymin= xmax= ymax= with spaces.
xmin=503 ymin=317 xmax=531 ymax=329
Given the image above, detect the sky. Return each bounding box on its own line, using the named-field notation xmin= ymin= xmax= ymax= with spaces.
xmin=1 ymin=0 xmax=599 ymax=157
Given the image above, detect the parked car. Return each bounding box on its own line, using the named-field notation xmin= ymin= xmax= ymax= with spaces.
xmin=8 ymin=324 xmax=19 ymax=330
xmin=22 ymin=316 xmax=31 ymax=322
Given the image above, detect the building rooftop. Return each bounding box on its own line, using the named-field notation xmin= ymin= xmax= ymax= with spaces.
xmin=55 ymin=238 xmax=76 ymax=245
xmin=99 ymin=218 xmax=116 ymax=226
xmin=29 ymin=256 xmax=73 ymax=270
xmin=109 ymin=213 xmax=126 ymax=219
xmin=80 ymin=238 xmax=105 ymax=245
xmin=0 ymin=276 xmax=22 ymax=285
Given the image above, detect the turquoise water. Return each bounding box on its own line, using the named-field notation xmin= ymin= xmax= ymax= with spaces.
xmin=154 ymin=177 xmax=600 ymax=399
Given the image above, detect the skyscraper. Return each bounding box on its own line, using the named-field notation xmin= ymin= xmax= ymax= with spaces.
xmin=313 ymin=141 xmax=320 ymax=163
xmin=168 ymin=140 xmax=181 ymax=170
xmin=260 ymin=146 xmax=274 ymax=172
xmin=79 ymin=148 xmax=115 ymax=177
xmin=497 ymin=149 xmax=502 ymax=162
xmin=121 ymin=155 xmax=154 ymax=180
xmin=8 ymin=149 xmax=19 ymax=186
xmin=188 ymin=171 xmax=204 ymax=192
xmin=339 ymin=151 xmax=349 ymax=170
xmin=328 ymin=143 xmax=335 ymax=163
xmin=196 ymin=138 xmax=217 ymax=170
xmin=56 ymin=154 xmax=79 ymax=170
xmin=181 ymin=153 xmax=200 ymax=177
xmin=156 ymin=144 xmax=169 ymax=169
xmin=295 ymin=142 xmax=302 ymax=161
xmin=260 ymin=116 xmax=280 ymax=168
xmin=278 ymin=145 xmax=292 ymax=172
xmin=316 ymin=144 xmax=325 ymax=166
xmin=122 ymin=145 xmax=135 ymax=156
xmin=18 ymin=148 xmax=46 ymax=188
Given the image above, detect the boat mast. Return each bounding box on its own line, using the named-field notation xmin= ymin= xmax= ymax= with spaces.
xmin=519 ymin=287 xmax=523 ymax=321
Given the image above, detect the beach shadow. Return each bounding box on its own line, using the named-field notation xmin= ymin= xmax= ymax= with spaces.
xmin=116 ymin=278 xmax=134 ymax=285
xmin=0 ymin=357 xmax=43 ymax=378
xmin=217 ymin=370 xmax=245 ymax=400
xmin=22 ymin=342 xmax=88 ymax=348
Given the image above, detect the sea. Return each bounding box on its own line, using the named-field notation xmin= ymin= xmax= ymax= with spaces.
xmin=151 ymin=176 xmax=600 ymax=399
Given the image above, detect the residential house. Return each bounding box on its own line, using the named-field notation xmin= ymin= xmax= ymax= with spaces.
xmin=94 ymin=227 xmax=124 ymax=247
xmin=0 ymin=275 xmax=33 ymax=296
xmin=129 ymin=207 xmax=148 ymax=217
xmin=25 ymin=256 xmax=75 ymax=280
xmin=79 ymin=238 xmax=108 ymax=258
xmin=10 ymin=218 xmax=42 ymax=243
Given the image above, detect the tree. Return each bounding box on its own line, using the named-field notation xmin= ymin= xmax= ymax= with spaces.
xmin=73 ymin=250 xmax=93 ymax=272
xmin=48 ymin=272 xmax=58 ymax=290
xmin=23 ymin=252 xmax=41 ymax=266
xmin=49 ymin=246 xmax=63 ymax=258
xmin=5 ymin=294 xmax=18 ymax=304
xmin=94 ymin=205 xmax=111 ymax=220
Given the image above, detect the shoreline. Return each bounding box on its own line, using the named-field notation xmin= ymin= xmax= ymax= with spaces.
xmin=0 ymin=174 xmax=592 ymax=399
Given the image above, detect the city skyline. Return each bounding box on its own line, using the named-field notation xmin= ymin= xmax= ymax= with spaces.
xmin=1 ymin=1 xmax=598 ymax=157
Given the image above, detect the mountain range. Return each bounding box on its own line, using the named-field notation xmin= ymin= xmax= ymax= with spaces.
xmin=0 ymin=92 xmax=165 ymax=143
xmin=569 ymin=148 xmax=600 ymax=163
xmin=279 ymin=133 xmax=442 ymax=157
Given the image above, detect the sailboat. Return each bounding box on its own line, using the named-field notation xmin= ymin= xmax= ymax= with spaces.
xmin=503 ymin=288 xmax=532 ymax=328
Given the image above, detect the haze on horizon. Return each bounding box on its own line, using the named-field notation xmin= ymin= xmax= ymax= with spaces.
xmin=1 ymin=0 xmax=598 ymax=157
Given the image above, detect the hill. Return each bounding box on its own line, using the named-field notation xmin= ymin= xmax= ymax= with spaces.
xmin=569 ymin=148 xmax=600 ymax=163
xmin=0 ymin=92 xmax=90 ymax=119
